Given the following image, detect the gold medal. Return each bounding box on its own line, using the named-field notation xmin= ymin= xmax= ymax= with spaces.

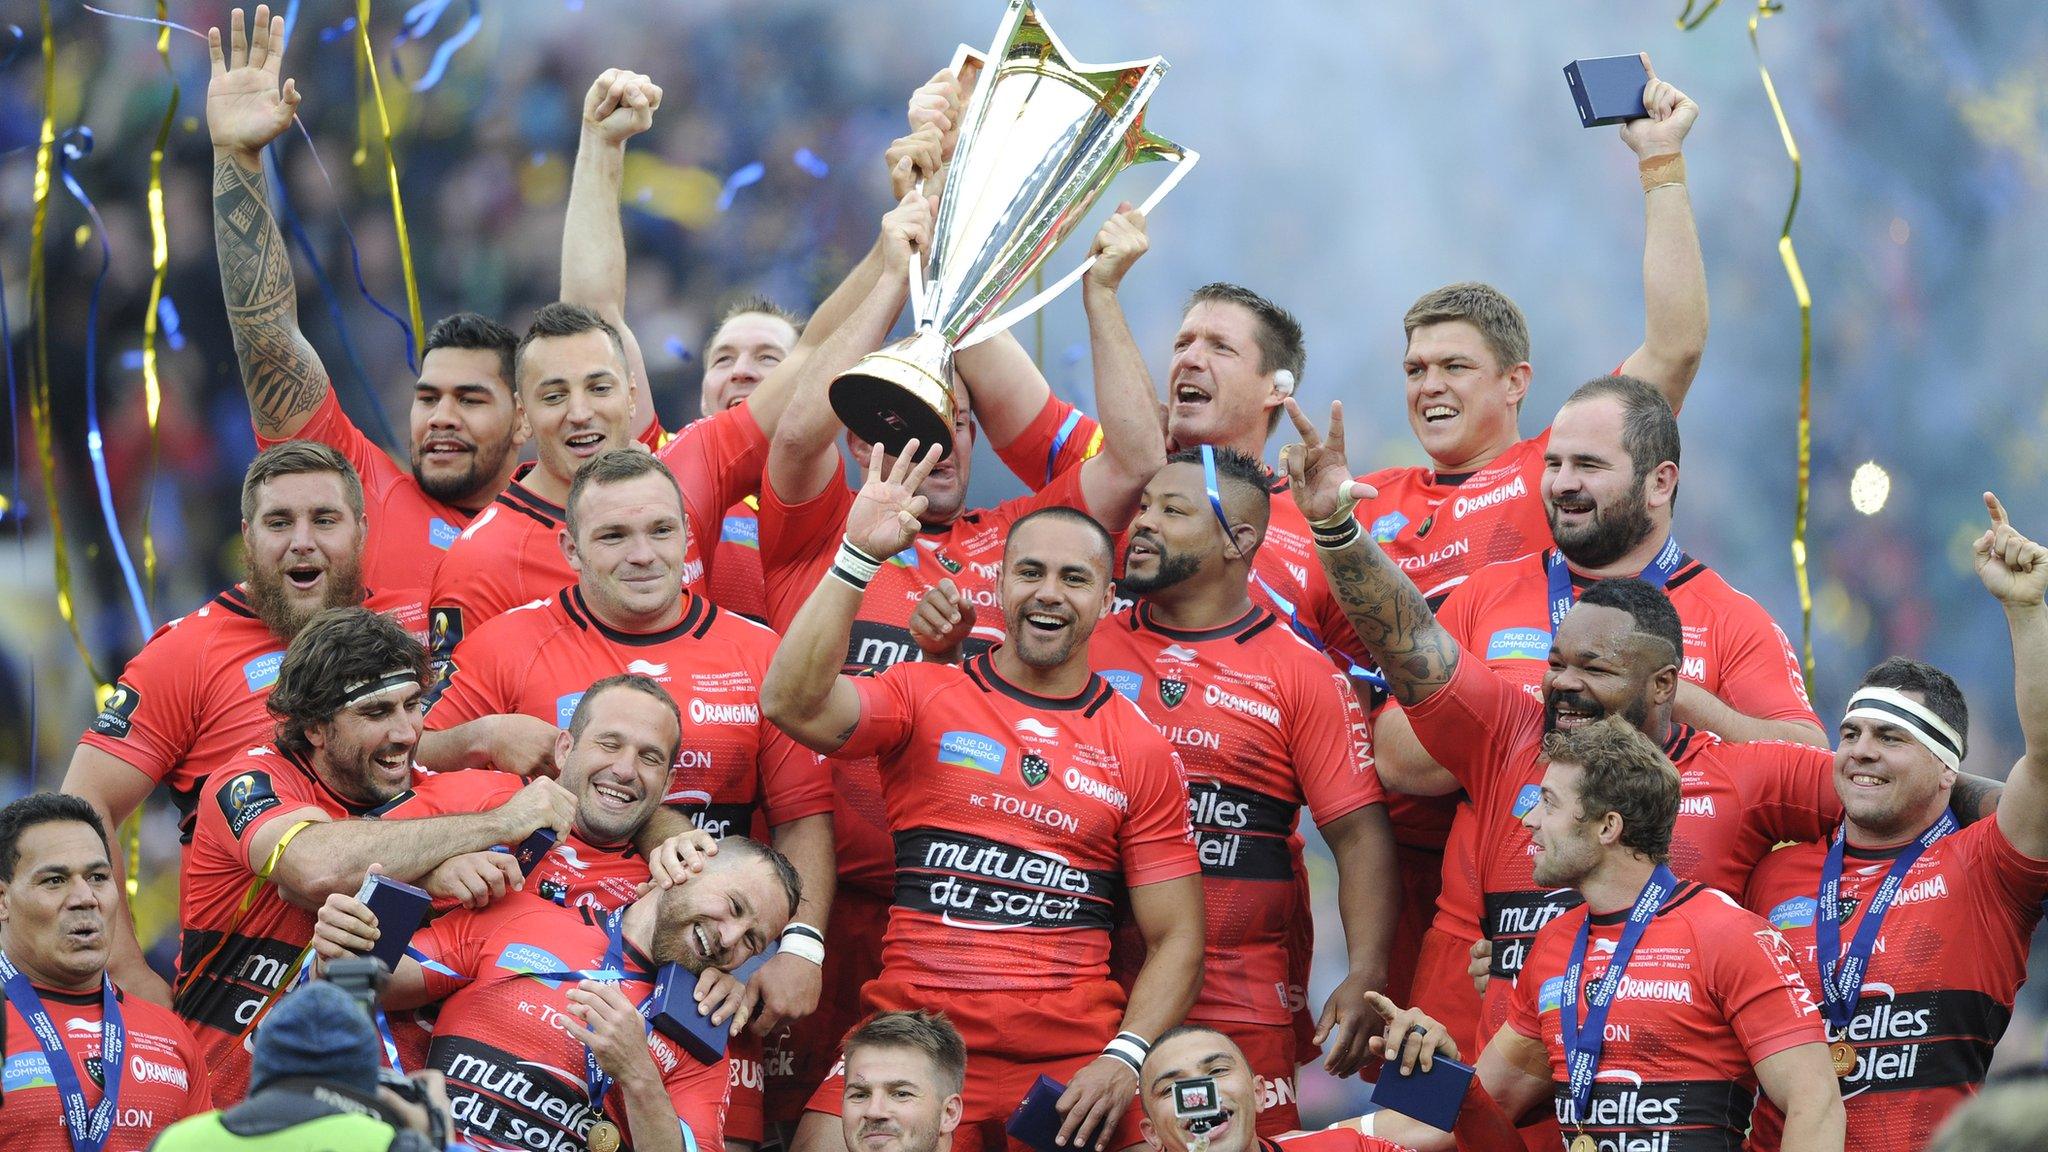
xmin=1829 ymin=1040 xmax=1856 ymax=1078
xmin=588 ymin=1118 xmax=622 ymax=1152
xmin=1569 ymin=1133 xmax=1599 ymax=1152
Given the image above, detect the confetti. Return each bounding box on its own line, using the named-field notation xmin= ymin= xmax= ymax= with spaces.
xmin=319 ymin=16 xmax=357 ymax=43
xmin=792 ymin=148 xmax=830 ymax=178
xmin=664 ymin=337 xmax=695 ymax=363
xmin=158 ymin=297 xmax=184 ymax=351
xmin=716 ymin=162 xmax=766 ymax=211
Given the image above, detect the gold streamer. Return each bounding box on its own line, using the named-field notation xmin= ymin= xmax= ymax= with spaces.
xmin=26 ymin=0 xmax=112 ymax=694
xmin=354 ymin=0 xmax=425 ymax=362
xmin=137 ymin=0 xmax=177 ymax=609
xmin=1680 ymin=0 xmax=1816 ymax=689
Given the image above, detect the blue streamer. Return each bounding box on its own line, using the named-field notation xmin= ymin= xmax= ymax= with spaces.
xmin=288 ymin=117 xmax=419 ymax=376
xmin=79 ymin=5 xmax=206 ymax=41
xmin=56 ymin=127 xmax=154 ymax=638
xmin=392 ymin=0 xmax=481 ymax=92
xmin=318 ymin=16 xmax=356 ymax=43
xmin=717 ymin=162 xmax=765 ymax=211
xmin=663 ymin=336 xmax=694 ymax=362
xmin=2 ymin=23 xmax=24 ymax=68
xmin=158 ymin=297 xmax=183 ymax=351
xmin=792 ymin=147 xmax=829 ymax=178
xmin=0 ymin=166 xmax=34 ymax=780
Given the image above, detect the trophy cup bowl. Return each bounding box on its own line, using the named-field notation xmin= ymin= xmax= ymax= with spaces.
xmin=830 ymin=0 xmax=1198 ymax=459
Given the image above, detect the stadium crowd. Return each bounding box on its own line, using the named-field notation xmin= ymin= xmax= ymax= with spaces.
xmin=2 ymin=5 xmax=2045 ymax=1152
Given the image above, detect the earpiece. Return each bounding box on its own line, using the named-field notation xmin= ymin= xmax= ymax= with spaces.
xmin=1272 ymin=369 xmax=1297 ymax=397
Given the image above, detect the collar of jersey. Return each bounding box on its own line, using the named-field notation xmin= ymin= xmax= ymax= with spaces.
xmin=574 ymin=904 xmax=658 ymax=973
xmin=276 ymin=743 xmax=416 ymax=817
xmin=563 ymin=585 xmax=713 ymax=646
xmin=966 ymin=649 xmax=1110 ymax=713
xmin=1585 ymin=879 xmax=1701 ymax=927
xmin=1132 ymin=602 xmax=1271 ymax=644
xmin=1542 ymin=547 xmax=1703 ymax=589
xmin=501 ymin=462 xmax=567 ymax=525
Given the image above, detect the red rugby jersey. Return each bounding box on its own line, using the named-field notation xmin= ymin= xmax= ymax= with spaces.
xmin=175 ymin=753 xmax=515 ymax=1101
xmin=1403 ymin=658 xmax=1839 ymax=1043
xmin=1271 ymin=1131 xmax=1412 ymax=1152
xmin=757 ymin=460 xmax=1096 ymax=896
xmin=1504 ymin=883 xmax=1825 ymax=1150
xmin=256 ymin=388 xmax=477 ymax=591
xmin=709 ymin=495 xmax=767 ymax=621
xmin=77 ymin=585 xmax=427 ymax=839
xmin=1351 ymin=433 xmax=1554 ymax=607
xmin=1088 ymin=603 xmax=1381 ymax=1025
xmin=0 ymin=980 xmax=212 ymax=1151
xmin=412 ymin=892 xmax=730 ymax=1152
xmin=1742 ymin=814 xmax=2048 ymax=1152
xmin=837 ymin=650 xmax=1198 ymax=992
xmin=428 ymin=586 xmax=828 ymax=836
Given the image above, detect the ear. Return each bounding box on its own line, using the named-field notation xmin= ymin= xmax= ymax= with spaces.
xmin=1224 ymin=521 xmax=1259 ymax=562
xmin=1139 ymin=1117 xmax=1166 ymax=1152
xmin=559 ymin=526 xmax=581 ymax=572
xmin=1649 ymin=661 xmax=1680 ymax=707
xmin=305 ymin=717 xmax=333 ymax=752
xmin=1644 ymin=459 xmax=1680 ymax=512
xmin=554 ymin=727 xmax=575 ymax=768
xmin=1503 ymin=361 xmax=1533 ymax=408
xmin=941 ymin=1092 xmax=965 ymax=1135
xmin=1597 ymin=809 xmax=1627 ymax=848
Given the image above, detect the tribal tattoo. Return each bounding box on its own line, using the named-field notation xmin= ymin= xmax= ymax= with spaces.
xmin=213 ymin=155 xmax=327 ymax=437
xmin=1316 ymin=533 xmax=1461 ymax=708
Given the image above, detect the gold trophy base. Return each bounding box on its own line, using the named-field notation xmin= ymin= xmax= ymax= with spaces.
xmin=830 ymin=331 xmax=958 ymax=459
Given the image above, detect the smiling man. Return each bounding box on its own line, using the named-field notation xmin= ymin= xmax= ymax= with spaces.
xmin=62 ymin=442 xmax=428 ymax=1006
xmin=0 ymin=794 xmax=213 ymax=1150
xmin=311 ymin=833 xmax=801 ymax=1152
xmin=839 ymin=1011 xmax=966 ymax=1152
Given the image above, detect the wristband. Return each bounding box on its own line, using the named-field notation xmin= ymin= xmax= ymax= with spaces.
xmin=830 ymin=539 xmax=885 ymax=590
xmin=1312 ymin=518 xmax=1361 ymax=551
xmin=1102 ymin=1031 xmax=1149 ymax=1075
xmin=1638 ymin=152 xmax=1686 ymax=192
xmin=779 ymin=922 xmax=826 ymax=967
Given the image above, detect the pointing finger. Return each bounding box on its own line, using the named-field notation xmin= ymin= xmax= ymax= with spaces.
xmin=1984 ymin=491 xmax=2009 ymax=528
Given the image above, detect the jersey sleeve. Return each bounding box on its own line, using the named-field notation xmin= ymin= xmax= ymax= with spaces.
xmin=406 ymin=904 xmax=498 ymax=1000
xmin=993 ymin=393 xmax=1101 ymax=490
xmin=191 ymin=761 xmax=325 ymax=875
xmin=1117 ymin=723 xmax=1201 ymax=888
xmin=1735 ymin=741 xmax=1842 ymax=845
xmin=1967 ymin=813 xmax=2048 ymax=916
xmin=643 ymin=1053 xmax=730 ymax=1151
xmin=1701 ymin=901 xmax=1827 ymax=1067
xmin=428 ymin=517 xmax=531 ymax=646
xmin=255 ymin=386 xmax=402 ymax=491
xmin=758 ymin=469 xmax=852 ymax=573
xmin=1707 ymin=601 xmax=1820 ymax=727
xmin=425 ymin=621 xmax=525 ymax=730
xmin=659 ymin=405 xmax=770 ymax=554
xmin=840 ymin=667 xmax=925 ymax=760
xmin=759 ymin=731 xmax=833 ymax=826
xmin=1293 ymin=664 xmax=1385 ymax=828
xmin=1400 ymin=651 xmax=1545 ymax=803
xmin=76 ymin=618 xmax=205 ymax=782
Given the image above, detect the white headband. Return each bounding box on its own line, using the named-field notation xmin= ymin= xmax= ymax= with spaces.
xmin=1843 ymin=686 xmax=1963 ymax=772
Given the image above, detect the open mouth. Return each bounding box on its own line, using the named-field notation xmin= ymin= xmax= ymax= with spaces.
xmin=284 ymin=564 xmax=324 ymax=591
xmin=591 ymin=781 xmax=639 ymax=812
xmin=691 ymin=924 xmax=714 ymax=963
xmin=1548 ymin=697 xmax=1601 ymax=727
xmin=1551 ymin=497 xmax=1596 ymax=520
xmin=64 ymin=922 xmax=104 ymax=949
xmin=1127 ymin=535 xmax=1161 ymax=563
xmin=1172 ymin=375 xmax=1213 ymax=410
xmin=1023 ymin=611 xmax=1069 ymax=635
xmin=1421 ymin=404 xmax=1457 ymax=425
xmin=373 ymin=747 xmax=411 ymax=776
xmin=1185 ymin=1111 xmax=1232 ymax=1140
xmin=564 ymin=431 xmax=608 ymax=456
xmin=421 ymin=438 xmax=472 ymax=461
xmin=1846 ymin=771 xmax=1891 ymax=791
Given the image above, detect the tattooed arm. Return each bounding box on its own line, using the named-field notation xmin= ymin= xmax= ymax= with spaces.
xmin=1279 ymin=399 xmax=1460 ymax=708
xmin=208 ymin=7 xmax=330 ymax=440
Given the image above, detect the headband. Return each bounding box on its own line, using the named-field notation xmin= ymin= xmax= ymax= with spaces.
xmin=1843 ymin=686 xmax=1963 ymax=772
xmin=341 ymin=669 xmax=423 ymax=709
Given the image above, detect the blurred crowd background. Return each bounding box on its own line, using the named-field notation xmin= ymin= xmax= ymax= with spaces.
xmin=2 ymin=0 xmax=2045 ymax=1123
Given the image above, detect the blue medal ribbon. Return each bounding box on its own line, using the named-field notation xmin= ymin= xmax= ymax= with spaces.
xmin=1544 ymin=536 xmax=1685 ymax=636
xmin=0 ymin=950 xmax=125 ymax=1152
xmin=1814 ymin=809 xmax=1955 ymax=1036
xmin=1559 ymin=864 xmax=1678 ymax=1126
xmin=580 ymin=911 xmax=660 ymax=1127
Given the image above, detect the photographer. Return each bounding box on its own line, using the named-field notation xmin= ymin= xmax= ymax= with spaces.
xmin=149 ymin=972 xmax=463 ymax=1151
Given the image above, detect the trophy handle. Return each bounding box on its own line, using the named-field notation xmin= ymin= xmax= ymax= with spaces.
xmin=955 ymin=138 xmax=1201 ymax=350
xmin=908 ymin=42 xmax=990 ymax=334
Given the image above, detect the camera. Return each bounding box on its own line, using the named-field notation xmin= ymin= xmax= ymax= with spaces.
xmin=321 ymin=956 xmax=452 ymax=1150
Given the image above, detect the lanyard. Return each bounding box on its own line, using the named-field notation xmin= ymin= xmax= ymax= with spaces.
xmin=1560 ymin=864 xmax=1677 ymax=1125
xmin=1544 ymin=537 xmax=1685 ymax=635
xmin=581 ymin=912 xmax=658 ymax=1117
xmin=1815 ymin=809 xmax=1955 ymax=1034
xmin=0 ymin=951 xmax=124 ymax=1152
xmin=1250 ymin=573 xmax=1389 ymax=692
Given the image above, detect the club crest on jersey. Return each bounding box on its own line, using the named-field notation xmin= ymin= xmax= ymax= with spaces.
xmin=936 ymin=551 xmax=962 ymax=574
xmin=85 ymin=1055 xmax=104 ymax=1089
xmin=1158 ymin=679 xmax=1188 ymax=709
xmin=1768 ymin=896 xmax=1818 ymax=930
xmin=1369 ymin=511 xmax=1409 ymax=543
xmin=938 ymin=731 xmax=1006 ymax=775
xmin=91 ymin=682 xmax=142 ymax=739
xmin=539 ymin=877 xmax=569 ymax=906
xmin=1100 ymin=670 xmax=1142 ymax=702
xmin=218 ymin=770 xmax=281 ymax=839
xmin=1020 ymin=752 xmax=1050 ymax=788
xmin=429 ymin=517 xmax=461 ymax=551
xmin=1511 ymin=783 xmax=1542 ymax=819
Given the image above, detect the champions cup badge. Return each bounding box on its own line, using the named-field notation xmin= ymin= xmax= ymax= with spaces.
xmin=828 ymin=0 xmax=1198 ymax=455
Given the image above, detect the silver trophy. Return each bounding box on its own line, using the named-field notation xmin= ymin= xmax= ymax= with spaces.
xmin=830 ymin=0 xmax=1198 ymax=457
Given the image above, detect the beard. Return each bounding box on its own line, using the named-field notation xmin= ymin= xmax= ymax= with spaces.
xmin=412 ymin=434 xmax=514 ymax=506
xmin=1548 ymin=484 xmax=1655 ymax=569
xmin=1118 ymin=540 xmax=1201 ymax=596
xmin=1531 ymin=830 xmax=1599 ymax=888
xmin=247 ymin=549 xmax=366 ymax=640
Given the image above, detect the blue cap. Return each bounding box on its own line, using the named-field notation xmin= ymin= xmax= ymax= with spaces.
xmin=248 ymin=980 xmax=382 ymax=1097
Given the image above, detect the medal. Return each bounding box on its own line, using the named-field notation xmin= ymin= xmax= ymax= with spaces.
xmin=1814 ymin=811 xmax=1954 ymax=1068
xmin=1569 ymin=1134 xmax=1598 ymax=1152
xmin=1829 ymin=1040 xmax=1856 ymax=1078
xmin=587 ymin=1118 xmax=623 ymax=1152
xmin=1559 ymin=865 xmax=1678 ymax=1136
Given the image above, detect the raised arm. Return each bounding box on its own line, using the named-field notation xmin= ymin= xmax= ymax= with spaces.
xmin=1614 ymin=59 xmax=1707 ymax=412
xmin=764 ymin=182 xmax=930 ymax=504
xmin=760 ymin=443 xmax=941 ymax=751
xmin=207 ymin=6 xmax=331 ymax=439
xmin=1976 ymin=491 xmax=2048 ymax=858
xmin=563 ymin=68 xmax=663 ymax=431
xmin=1280 ymin=399 xmax=1460 ymax=707
xmin=255 ymin=776 xmax=577 ymax=906
xmin=1072 ymin=206 xmax=1168 ymax=530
